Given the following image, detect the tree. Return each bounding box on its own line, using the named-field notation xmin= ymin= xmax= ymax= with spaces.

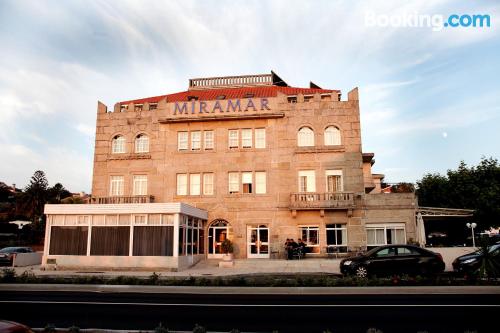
xmin=416 ymin=157 xmax=500 ymax=230
xmin=47 ymin=183 xmax=72 ymax=203
xmin=20 ymin=170 xmax=49 ymax=221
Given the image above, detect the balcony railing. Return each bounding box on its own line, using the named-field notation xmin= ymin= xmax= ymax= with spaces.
xmin=290 ymin=192 xmax=355 ymax=210
xmin=89 ymin=195 xmax=155 ymax=204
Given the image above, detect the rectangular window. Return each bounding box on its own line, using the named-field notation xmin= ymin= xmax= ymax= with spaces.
xmin=191 ymin=131 xmax=201 ymax=150
xmin=300 ymin=226 xmax=320 ymax=254
xmin=110 ymin=176 xmax=124 ymax=196
xmin=242 ymin=172 xmax=253 ymax=193
xmin=255 ymin=128 xmax=266 ymax=149
xmin=228 ymin=172 xmax=239 ymax=193
xmin=133 ymin=175 xmax=147 ymax=195
xmin=190 ymin=173 xmax=201 ymax=195
xmin=133 ymin=226 xmax=174 ymax=256
xmin=149 ymin=103 xmax=157 ymax=110
xmin=255 ymin=172 xmax=266 ymax=194
xmin=203 ymin=173 xmax=214 ymax=195
xmin=178 ymin=132 xmax=188 ymax=150
xmin=229 ymin=129 xmax=239 ymax=148
xmin=77 ymin=215 xmax=89 ymax=225
xmin=366 ymin=224 xmax=406 ymax=248
xmin=204 ymin=131 xmax=214 ymax=150
xmin=298 ymin=170 xmax=315 ymax=192
xmin=134 ymin=215 xmax=146 ymax=224
xmin=326 ymin=170 xmax=343 ymax=192
xmin=49 ymin=226 xmax=88 ymax=255
xmin=90 ymin=226 xmax=130 ymax=256
xmin=241 ymin=129 xmax=252 ymax=148
xmin=177 ymin=174 xmax=187 ymax=195
xmin=326 ymin=224 xmax=347 ymax=253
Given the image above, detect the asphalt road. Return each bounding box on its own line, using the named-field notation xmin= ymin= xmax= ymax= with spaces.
xmin=0 ymin=285 xmax=498 ymax=333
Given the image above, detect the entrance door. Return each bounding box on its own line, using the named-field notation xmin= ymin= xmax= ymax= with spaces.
xmin=247 ymin=225 xmax=270 ymax=258
xmin=208 ymin=219 xmax=230 ymax=259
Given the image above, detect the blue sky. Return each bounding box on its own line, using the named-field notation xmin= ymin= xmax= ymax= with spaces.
xmin=0 ymin=0 xmax=499 ymax=192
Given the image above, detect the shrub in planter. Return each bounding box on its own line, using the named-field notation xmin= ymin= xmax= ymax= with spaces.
xmin=221 ymin=239 xmax=234 ymax=261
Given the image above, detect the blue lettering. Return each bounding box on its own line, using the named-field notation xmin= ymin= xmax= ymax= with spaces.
xmin=227 ymin=99 xmax=241 ymax=112
xmin=174 ymin=102 xmax=188 ymax=115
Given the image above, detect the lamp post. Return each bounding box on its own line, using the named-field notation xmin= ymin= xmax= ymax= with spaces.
xmin=466 ymin=222 xmax=477 ymax=247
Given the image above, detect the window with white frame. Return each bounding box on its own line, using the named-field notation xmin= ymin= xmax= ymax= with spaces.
xmin=135 ymin=134 xmax=149 ymax=153
xmin=191 ymin=131 xmax=201 ymax=150
xmin=241 ymin=129 xmax=252 ymax=148
xmin=203 ymin=173 xmax=214 ymax=195
xmin=204 ymin=131 xmax=214 ymax=150
xmin=298 ymin=170 xmax=316 ymax=192
xmin=366 ymin=224 xmax=406 ymax=248
xmin=134 ymin=215 xmax=146 ymax=224
xmin=298 ymin=127 xmax=314 ymax=147
xmin=178 ymin=132 xmax=188 ymax=150
xmin=326 ymin=224 xmax=347 ymax=252
xmin=228 ymin=129 xmax=239 ymax=148
xmin=77 ymin=215 xmax=89 ymax=225
xmin=255 ymin=128 xmax=266 ymax=149
xmin=177 ymin=174 xmax=188 ymax=195
xmin=324 ymin=126 xmax=341 ymax=145
xmin=112 ymin=135 xmax=126 ymax=153
xmin=228 ymin=172 xmax=239 ymax=193
xmin=300 ymin=226 xmax=319 ymax=253
xmin=326 ymin=170 xmax=343 ymax=192
xmin=133 ymin=175 xmax=147 ymax=195
xmin=242 ymin=172 xmax=253 ymax=193
xmin=190 ymin=173 xmax=201 ymax=195
xmin=255 ymin=172 xmax=266 ymax=194
xmin=109 ymin=176 xmax=124 ymax=196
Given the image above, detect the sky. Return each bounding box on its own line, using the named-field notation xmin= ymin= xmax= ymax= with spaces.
xmin=0 ymin=0 xmax=499 ymax=193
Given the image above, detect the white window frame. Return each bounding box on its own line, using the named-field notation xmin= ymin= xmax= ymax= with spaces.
xmin=133 ymin=215 xmax=147 ymax=225
xmin=190 ymin=173 xmax=201 ymax=195
xmin=241 ymin=129 xmax=252 ymax=148
xmin=204 ymin=131 xmax=214 ymax=150
xmin=255 ymin=128 xmax=266 ymax=149
xmin=298 ymin=127 xmax=314 ymax=147
xmin=326 ymin=224 xmax=347 ymax=247
xmin=228 ymin=172 xmax=239 ymax=193
xmin=135 ymin=134 xmax=149 ymax=153
xmin=324 ymin=126 xmax=341 ymax=145
xmin=255 ymin=171 xmax=266 ymax=194
xmin=242 ymin=172 xmax=253 ymax=194
xmin=228 ymin=129 xmax=239 ymax=148
xmin=112 ymin=136 xmax=126 ymax=154
xmin=178 ymin=132 xmax=188 ymax=151
xmin=203 ymin=173 xmax=214 ymax=195
xmin=109 ymin=176 xmax=124 ymax=196
xmin=366 ymin=223 xmax=406 ymax=246
xmin=300 ymin=226 xmax=320 ymax=247
xmin=177 ymin=174 xmax=188 ymax=195
xmin=191 ymin=131 xmax=201 ymax=151
xmin=325 ymin=170 xmax=343 ymax=192
xmin=132 ymin=175 xmax=147 ymax=195
xmin=298 ymin=170 xmax=316 ymax=192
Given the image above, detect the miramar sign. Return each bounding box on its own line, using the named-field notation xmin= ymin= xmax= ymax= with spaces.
xmin=173 ymin=98 xmax=271 ymax=115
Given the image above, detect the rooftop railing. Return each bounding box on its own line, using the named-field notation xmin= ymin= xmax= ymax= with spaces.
xmin=290 ymin=192 xmax=355 ymax=210
xmin=89 ymin=195 xmax=155 ymax=204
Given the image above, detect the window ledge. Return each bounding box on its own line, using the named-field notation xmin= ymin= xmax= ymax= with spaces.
xmin=108 ymin=153 xmax=151 ymax=160
xmin=295 ymin=145 xmax=345 ymax=153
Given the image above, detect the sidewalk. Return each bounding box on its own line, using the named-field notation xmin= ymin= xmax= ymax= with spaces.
xmin=10 ymin=258 xmax=343 ymax=278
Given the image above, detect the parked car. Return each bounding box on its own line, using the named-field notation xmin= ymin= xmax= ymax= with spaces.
xmin=340 ymin=244 xmax=445 ymax=278
xmin=0 ymin=247 xmax=34 ymax=266
xmin=0 ymin=320 xmax=33 ymax=333
xmin=452 ymin=243 xmax=500 ymax=277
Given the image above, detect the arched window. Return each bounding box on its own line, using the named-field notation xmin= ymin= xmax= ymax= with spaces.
xmin=111 ymin=135 xmax=126 ymax=154
xmin=298 ymin=127 xmax=314 ymax=147
xmin=324 ymin=126 xmax=341 ymax=145
xmin=135 ymin=134 xmax=149 ymax=153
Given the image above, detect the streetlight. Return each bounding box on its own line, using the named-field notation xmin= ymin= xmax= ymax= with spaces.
xmin=466 ymin=222 xmax=477 ymax=247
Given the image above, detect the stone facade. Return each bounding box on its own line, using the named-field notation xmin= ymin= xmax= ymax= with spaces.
xmin=89 ymin=73 xmax=416 ymax=260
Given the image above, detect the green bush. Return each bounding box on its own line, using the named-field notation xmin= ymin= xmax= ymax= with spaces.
xmin=192 ymin=324 xmax=206 ymax=333
xmin=1 ymin=268 xmax=16 ymax=282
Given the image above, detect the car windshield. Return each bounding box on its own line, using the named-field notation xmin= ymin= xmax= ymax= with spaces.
xmin=0 ymin=247 xmax=18 ymax=253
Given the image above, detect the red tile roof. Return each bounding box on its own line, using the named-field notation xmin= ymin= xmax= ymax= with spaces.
xmin=119 ymin=86 xmax=338 ymax=105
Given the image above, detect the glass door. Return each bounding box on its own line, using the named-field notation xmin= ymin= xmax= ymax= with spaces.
xmin=208 ymin=219 xmax=230 ymax=259
xmin=247 ymin=225 xmax=270 ymax=258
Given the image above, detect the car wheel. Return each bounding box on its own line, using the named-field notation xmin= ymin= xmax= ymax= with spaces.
xmin=355 ymin=265 xmax=368 ymax=278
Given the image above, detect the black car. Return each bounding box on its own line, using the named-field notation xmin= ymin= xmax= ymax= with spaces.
xmin=452 ymin=243 xmax=500 ymax=277
xmin=340 ymin=244 xmax=445 ymax=278
xmin=0 ymin=246 xmax=34 ymax=266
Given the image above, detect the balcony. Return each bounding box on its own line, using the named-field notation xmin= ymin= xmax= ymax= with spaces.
xmin=289 ymin=192 xmax=355 ymax=210
xmin=89 ymin=195 xmax=155 ymax=204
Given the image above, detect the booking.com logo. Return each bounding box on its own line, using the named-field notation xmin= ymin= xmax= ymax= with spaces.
xmin=365 ymin=12 xmax=491 ymax=31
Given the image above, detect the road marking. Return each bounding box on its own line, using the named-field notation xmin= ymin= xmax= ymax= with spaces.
xmin=0 ymin=301 xmax=498 ymax=307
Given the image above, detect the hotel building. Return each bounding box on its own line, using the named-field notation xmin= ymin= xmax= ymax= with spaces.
xmin=43 ymin=72 xmax=417 ymax=270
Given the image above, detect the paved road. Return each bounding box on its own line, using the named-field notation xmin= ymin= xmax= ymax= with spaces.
xmin=1 ymin=285 xmax=498 ymax=332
